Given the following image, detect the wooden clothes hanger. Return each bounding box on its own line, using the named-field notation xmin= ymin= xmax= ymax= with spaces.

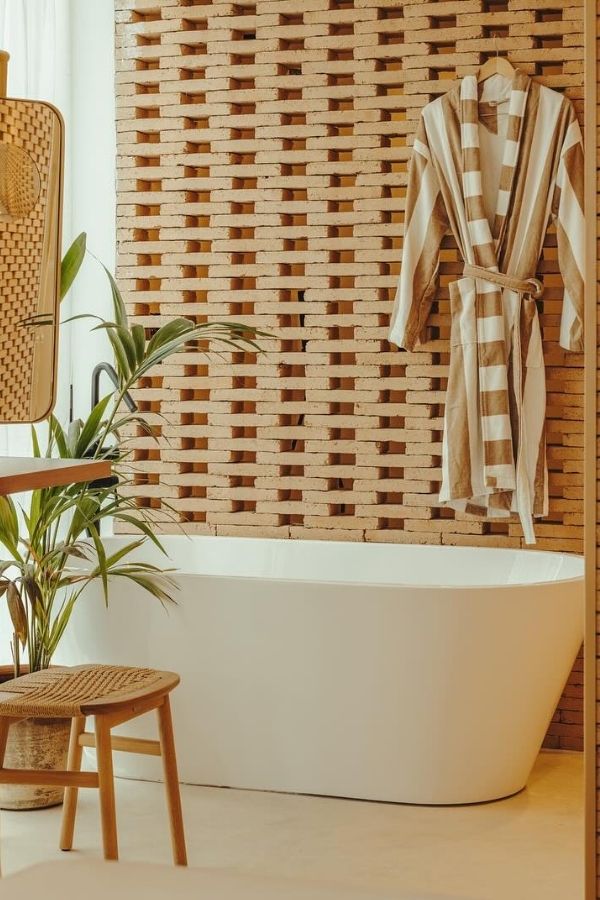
xmin=477 ymin=33 xmax=516 ymax=83
xmin=477 ymin=55 xmax=516 ymax=82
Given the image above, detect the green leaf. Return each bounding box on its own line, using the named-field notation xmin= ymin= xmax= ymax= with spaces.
xmin=0 ymin=496 xmax=19 ymax=557
xmin=7 ymin=582 xmax=27 ymax=647
xmin=113 ymin=326 xmax=138 ymax=377
xmin=87 ymin=522 xmax=108 ymax=605
xmin=60 ymin=233 xmax=86 ymax=301
xmin=131 ymin=323 xmax=146 ymax=365
xmin=104 ymin=413 xmax=156 ymax=443
xmin=67 ymin=419 xmax=83 ymax=456
xmin=31 ymin=426 xmax=41 ymax=458
xmin=107 ymin=327 xmax=134 ymax=384
xmin=60 ymin=313 xmax=103 ymax=326
xmin=69 ymin=492 xmax=103 ymax=543
xmin=22 ymin=575 xmax=43 ymax=616
xmin=64 ymin=542 xmax=95 ymax=561
xmin=106 ymin=565 xmax=177 ymax=607
xmin=103 ymin=538 xmax=146 ymax=570
xmin=75 ymin=394 xmax=112 ymax=458
xmin=101 ymin=263 xmax=128 ymax=329
xmin=146 ymin=318 xmax=194 ymax=356
xmin=24 ymin=494 xmax=39 ymax=541
xmin=111 ymin=513 xmax=165 ymax=552
xmin=48 ymin=415 xmax=69 ymax=458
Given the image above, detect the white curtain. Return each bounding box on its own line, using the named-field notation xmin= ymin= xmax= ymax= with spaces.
xmin=0 ymin=0 xmax=69 ymax=104
xmin=0 ymin=0 xmax=71 ymax=455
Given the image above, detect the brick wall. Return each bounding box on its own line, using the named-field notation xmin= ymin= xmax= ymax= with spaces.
xmin=114 ymin=0 xmax=584 ymax=750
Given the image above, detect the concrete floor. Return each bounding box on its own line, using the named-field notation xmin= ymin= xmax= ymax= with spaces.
xmin=0 ymin=751 xmax=583 ymax=900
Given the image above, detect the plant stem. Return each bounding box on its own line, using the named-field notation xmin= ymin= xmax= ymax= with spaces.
xmin=12 ymin=632 xmax=20 ymax=679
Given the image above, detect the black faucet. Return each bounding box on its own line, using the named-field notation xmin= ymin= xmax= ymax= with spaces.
xmin=91 ymin=362 xmax=137 ymax=413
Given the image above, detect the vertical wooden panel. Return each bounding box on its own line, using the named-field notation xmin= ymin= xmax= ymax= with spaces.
xmin=114 ymin=1 xmax=584 ymax=749
xmin=585 ymin=1 xmax=598 ymax=895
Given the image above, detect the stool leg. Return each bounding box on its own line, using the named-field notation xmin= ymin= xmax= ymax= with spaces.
xmin=0 ymin=718 xmax=13 ymax=879
xmin=0 ymin=717 xmax=10 ymax=766
xmin=95 ymin=716 xmax=118 ymax=861
xmin=157 ymin=696 xmax=187 ymax=865
xmin=60 ymin=716 xmax=86 ymax=851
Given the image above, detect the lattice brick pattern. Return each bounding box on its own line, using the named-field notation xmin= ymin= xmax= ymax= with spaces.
xmin=114 ymin=1 xmax=584 ymax=749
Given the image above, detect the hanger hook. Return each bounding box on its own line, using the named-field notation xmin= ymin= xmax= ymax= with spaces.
xmin=493 ymin=31 xmax=499 ymax=58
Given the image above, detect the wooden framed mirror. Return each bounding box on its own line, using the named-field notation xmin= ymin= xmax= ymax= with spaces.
xmin=0 ymin=50 xmax=64 ymax=424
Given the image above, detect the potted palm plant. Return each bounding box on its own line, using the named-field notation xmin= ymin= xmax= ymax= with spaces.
xmin=0 ymin=234 xmax=261 ymax=808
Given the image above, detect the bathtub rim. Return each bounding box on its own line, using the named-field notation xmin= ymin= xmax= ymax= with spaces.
xmin=101 ymin=533 xmax=585 ymax=592
xmin=166 ymin=569 xmax=584 ymax=592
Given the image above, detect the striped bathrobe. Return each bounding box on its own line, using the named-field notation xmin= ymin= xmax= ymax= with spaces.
xmin=389 ymin=70 xmax=584 ymax=544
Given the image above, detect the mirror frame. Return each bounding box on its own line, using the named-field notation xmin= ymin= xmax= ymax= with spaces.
xmin=0 ymin=96 xmax=64 ymax=424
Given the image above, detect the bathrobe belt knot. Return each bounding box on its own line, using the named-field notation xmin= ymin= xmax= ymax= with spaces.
xmin=462 ymin=264 xmax=543 ymax=299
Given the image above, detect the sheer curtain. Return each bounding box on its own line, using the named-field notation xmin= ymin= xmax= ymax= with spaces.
xmin=0 ymin=0 xmax=71 ymax=455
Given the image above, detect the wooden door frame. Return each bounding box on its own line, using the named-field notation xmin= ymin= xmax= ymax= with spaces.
xmin=584 ymin=3 xmax=597 ymax=899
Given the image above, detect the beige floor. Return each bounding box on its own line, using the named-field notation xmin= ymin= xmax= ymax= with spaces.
xmin=0 ymin=750 xmax=583 ymax=900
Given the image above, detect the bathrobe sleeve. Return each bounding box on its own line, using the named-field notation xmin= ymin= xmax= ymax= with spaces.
xmin=389 ymin=115 xmax=449 ymax=351
xmin=552 ymin=101 xmax=584 ymax=352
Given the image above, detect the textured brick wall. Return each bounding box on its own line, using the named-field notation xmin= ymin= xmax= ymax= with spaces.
xmin=114 ymin=0 xmax=584 ymax=750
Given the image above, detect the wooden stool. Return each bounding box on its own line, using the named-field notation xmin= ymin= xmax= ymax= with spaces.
xmin=0 ymin=665 xmax=187 ymax=865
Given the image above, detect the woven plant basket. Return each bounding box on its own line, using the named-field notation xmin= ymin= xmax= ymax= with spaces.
xmin=0 ymin=666 xmax=70 ymax=810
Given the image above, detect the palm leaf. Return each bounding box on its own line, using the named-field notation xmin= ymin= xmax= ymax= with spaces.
xmin=67 ymin=419 xmax=83 ymax=456
xmin=146 ymin=318 xmax=195 ymax=355
xmin=102 ymin=537 xmax=146 ymax=570
xmin=31 ymin=426 xmax=41 ymax=458
xmin=131 ymin=323 xmax=146 ymax=365
xmin=110 ymin=513 xmax=166 ymax=552
xmin=74 ymin=394 xmax=112 ymax=458
xmin=22 ymin=575 xmax=43 ymax=617
xmin=48 ymin=415 xmax=69 ymax=458
xmin=100 ymin=263 xmax=128 ymax=329
xmin=87 ymin=521 xmax=108 ymax=605
xmin=60 ymin=233 xmax=86 ymax=301
xmin=105 ymin=328 xmax=133 ymax=384
xmin=0 ymin=496 xmax=19 ymax=557
xmin=7 ymin=582 xmax=27 ymax=647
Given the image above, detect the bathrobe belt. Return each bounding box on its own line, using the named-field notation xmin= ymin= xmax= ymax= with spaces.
xmin=462 ymin=261 xmax=542 ymax=545
xmin=462 ymin=263 xmax=543 ymax=299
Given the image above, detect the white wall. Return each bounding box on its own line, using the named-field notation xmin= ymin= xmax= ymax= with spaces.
xmin=67 ymin=0 xmax=116 ymax=420
xmin=0 ymin=0 xmax=73 ymax=446
xmin=0 ymin=0 xmax=116 ymax=437
xmin=0 ymin=1 xmax=117 ymax=665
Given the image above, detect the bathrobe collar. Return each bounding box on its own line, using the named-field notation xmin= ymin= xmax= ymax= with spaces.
xmin=459 ymin=69 xmax=531 ymax=267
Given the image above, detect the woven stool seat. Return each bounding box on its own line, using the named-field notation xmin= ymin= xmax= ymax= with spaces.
xmin=0 ymin=663 xmax=186 ymax=865
xmin=0 ymin=665 xmax=179 ymax=719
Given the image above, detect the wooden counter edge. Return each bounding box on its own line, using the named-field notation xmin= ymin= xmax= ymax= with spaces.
xmin=0 ymin=458 xmax=112 ymax=495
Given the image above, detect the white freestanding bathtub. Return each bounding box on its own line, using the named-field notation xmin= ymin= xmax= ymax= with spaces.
xmin=60 ymin=537 xmax=584 ymax=805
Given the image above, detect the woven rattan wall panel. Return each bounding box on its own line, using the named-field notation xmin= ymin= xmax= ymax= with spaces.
xmin=114 ymin=0 xmax=584 ymax=749
xmin=0 ymin=101 xmax=61 ymax=423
